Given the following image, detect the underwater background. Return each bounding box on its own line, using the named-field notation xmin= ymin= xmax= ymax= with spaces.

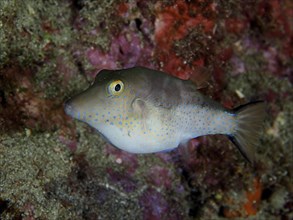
xmin=0 ymin=0 xmax=292 ymax=219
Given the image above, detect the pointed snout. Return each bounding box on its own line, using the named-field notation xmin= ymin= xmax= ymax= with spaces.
xmin=64 ymin=99 xmax=75 ymax=117
xmin=63 ymin=88 xmax=98 ymax=121
xmin=63 ymin=82 xmax=104 ymax=124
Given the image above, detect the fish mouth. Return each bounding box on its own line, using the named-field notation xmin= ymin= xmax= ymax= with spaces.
xmin=64 ymin=99 xmax=76 ymax=117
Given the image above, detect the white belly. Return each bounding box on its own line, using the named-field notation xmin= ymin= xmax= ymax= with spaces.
xmin=97 ymin=119 xmax=180 ymax=153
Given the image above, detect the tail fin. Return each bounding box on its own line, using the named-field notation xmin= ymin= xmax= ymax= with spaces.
xmin=229 ymin=101 xmax=266 ymax=163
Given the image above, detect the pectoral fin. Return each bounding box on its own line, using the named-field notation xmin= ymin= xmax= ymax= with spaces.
xmin=131 ymin=98 xmax=149 ymax=130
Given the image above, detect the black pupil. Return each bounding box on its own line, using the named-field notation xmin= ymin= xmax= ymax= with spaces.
xmin=114 ymin=84 xmax=121 ymax=92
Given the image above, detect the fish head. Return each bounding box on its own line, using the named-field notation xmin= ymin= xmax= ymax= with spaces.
xmin=64 ymin=68 xmax=147 ymax=131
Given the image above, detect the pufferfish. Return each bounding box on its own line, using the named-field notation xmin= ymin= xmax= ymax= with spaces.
xmin=64 ymin=66 xmax=265 ymax=163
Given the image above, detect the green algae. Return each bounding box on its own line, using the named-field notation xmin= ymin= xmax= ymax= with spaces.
xmin=0 ymin=131 xmax=72 ymax=219
xmin=76 ymin=0 xmax=118 ymax=50
xmin=0 ymin=1 xmax=73 ymax=67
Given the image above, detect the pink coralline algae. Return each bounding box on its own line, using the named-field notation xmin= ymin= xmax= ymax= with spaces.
xmin=105 ymin=144 xmax=139 ymax=174
xmin=106 ymin=168 xmax=137 ymax=193
xmin=86 ymin=26 xmax=154 ymax=75
xmin=139 ymin=188 xmax=182 ymax=220
xmin=146 ymin=166 xmax=172 ymax=189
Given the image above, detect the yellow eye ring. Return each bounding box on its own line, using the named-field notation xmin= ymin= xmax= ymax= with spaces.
xmin=108 ymin=80 xmax=124 ymax=96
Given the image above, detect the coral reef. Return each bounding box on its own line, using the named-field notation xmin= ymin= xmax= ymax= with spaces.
xmin=0 ymin=0 xmax=292 ymax=219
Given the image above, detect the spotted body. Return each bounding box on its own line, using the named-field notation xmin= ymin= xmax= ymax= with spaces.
xmin=65 ymin=67 xmax=265 ymax=162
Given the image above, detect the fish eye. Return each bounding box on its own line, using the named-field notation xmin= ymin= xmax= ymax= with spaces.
xmin=114 ymin=84 xmax=121 ymax=92
xmin=108 ymin=80 xmax=124 ymax=95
